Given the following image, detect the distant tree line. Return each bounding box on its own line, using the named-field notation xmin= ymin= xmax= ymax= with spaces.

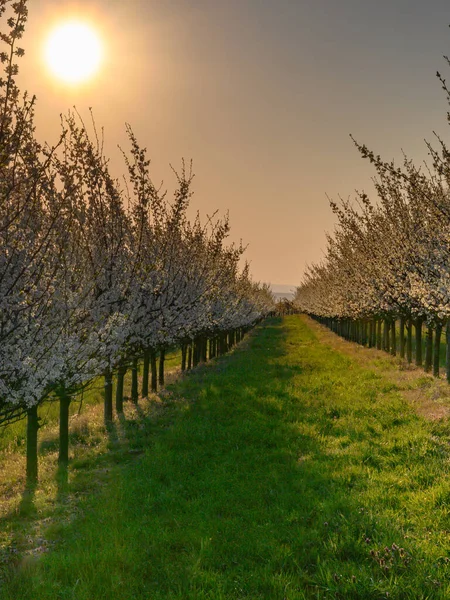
xmin=275 ymin=298 xmax=297 ymax=316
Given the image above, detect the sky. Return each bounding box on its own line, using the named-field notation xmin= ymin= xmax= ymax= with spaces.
xmin=15 ymin=0 xmax=450 ymax=288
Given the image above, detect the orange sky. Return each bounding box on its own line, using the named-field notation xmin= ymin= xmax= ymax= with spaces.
xmin=17 ymin=0 xmax=450 ymax=287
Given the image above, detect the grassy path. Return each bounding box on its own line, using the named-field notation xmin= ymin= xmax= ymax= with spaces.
xmin=3 ymin=316 xmax=450 ymax=598
xmin=305 ymin=316 xmax=450 ymax=422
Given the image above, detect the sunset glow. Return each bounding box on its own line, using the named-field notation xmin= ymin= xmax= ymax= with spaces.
xmin=44 ymin=21 xmax=102 ymax=84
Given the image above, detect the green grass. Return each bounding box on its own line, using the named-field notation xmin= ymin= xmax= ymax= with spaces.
xmin=0 ymin=349 xmax=181 ymax=454
xmin=2 ymin=317 xmax=450 ymax=598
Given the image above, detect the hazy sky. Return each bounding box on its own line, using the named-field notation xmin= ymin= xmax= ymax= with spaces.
xmin=17 ymin=0 xmax=450 ymax=286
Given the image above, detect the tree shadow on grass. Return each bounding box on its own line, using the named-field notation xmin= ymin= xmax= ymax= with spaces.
xmin=18 ymin=482 xmax=37 ymax=519
xmin=55 ymin=464 xmax=68 ymax=502
xmin=133 ymin=402 xmax=146 ymax=419
xmin=105 ymin=418 xmax=120 ymax=447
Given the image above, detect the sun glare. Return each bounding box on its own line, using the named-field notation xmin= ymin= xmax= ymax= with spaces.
xmin=44 ymin=21 xmax=103 ymax=85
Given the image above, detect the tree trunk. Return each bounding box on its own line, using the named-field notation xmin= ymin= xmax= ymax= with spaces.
xmin=115 ymin=365 xmax=126 ymax=413
xmin=446 ymin=321 xmax=450 ymax=383
xmin=376 ymin=319 xmax=382 ymax=350
xmin=193 ymin=340 xmax=199 ymax=367
xmin=26 ymin=405 xmax=39 ymax=486
xmin=151 ymin=351 xmax=158 ymax=392
xmin=390 ymin=320 xmax=396 ymax=356
xmin=181 ymin=344 xmax=187 ymax=372
xmin=159 ymin=348 xmax=165 ymax=386
xmin=131 ymin=358 xmax=139 ymax=404
xmin=220 ymin=333 xmax=225 ymax=354
xmin=58 ymin=390 xmax=71 ymax=465
xmin=383 ymin=319 xmax=390 ymax=352
xmin=142 ymin=350 xmax=150 ymax=397
xmin=415 ymin=318 xmax=423 ymax=367
xmin=399 ymin=317 xmax=405 ymax=359
xmin=230 ymin=330 xmax=236 ymax=348
xmin=104 ymin=368 xmax=113 ymax=424
xmin=187 ymin=344 xmax=192 ymax=370
xmin=406 ymin=318 xmax=413 ymax=364
xmin=368 ymin=321 xmax=373 ymax=348
xmin=433 ymin=322 xmax=442 ymax=378
xmin=425 ymin=325 xmax=433 ymax=373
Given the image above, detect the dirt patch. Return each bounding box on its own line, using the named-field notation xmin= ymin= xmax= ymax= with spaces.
xmin=402 ymin=387 xmax=450 ymax=421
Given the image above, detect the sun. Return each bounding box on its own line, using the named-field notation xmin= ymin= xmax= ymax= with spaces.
xmin=44 ymin=21 xmax=103 ymax=85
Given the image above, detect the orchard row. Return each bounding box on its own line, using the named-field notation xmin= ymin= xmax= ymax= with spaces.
xmin=0 ymin=1 xmax=275 ymax=485
xmin=294 ymin=40 xmax=450 ymax=378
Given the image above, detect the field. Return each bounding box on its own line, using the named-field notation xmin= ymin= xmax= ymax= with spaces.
xmin=2 ymin=316 xmax=450 ymax=598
